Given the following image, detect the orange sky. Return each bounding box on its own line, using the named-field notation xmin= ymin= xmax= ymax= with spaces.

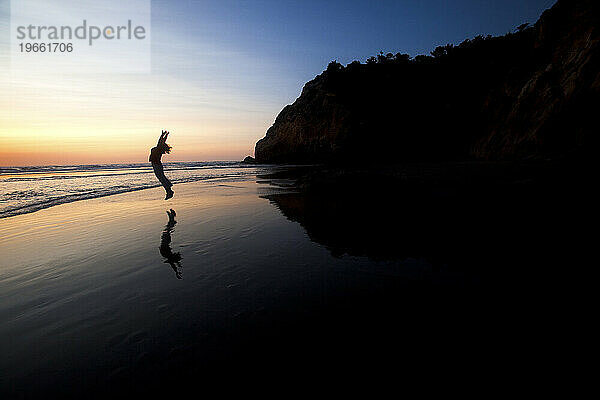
xmin=0 ymin=71 xmax=285 ymax=166
xmin=0 ymin=0 xmax=306 ymax=167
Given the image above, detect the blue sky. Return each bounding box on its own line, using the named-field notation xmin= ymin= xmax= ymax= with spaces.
xmin=1 ymin=0 xmax=557 ymax=165
xmin=152 ymin=0 xmax=556 ymax=89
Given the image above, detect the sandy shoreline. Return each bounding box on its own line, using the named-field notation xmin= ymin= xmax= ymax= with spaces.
xmin=3 ymin=176 xmax=444 ymax=395
xmin=1 ymin=163 xmax=591 ymax=395
xmin=1 ymin=179 xmax=296 ymax=394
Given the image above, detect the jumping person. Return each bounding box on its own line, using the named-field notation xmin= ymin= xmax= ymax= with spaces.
xmin=150 ymin=130 xmax=174 ymax=200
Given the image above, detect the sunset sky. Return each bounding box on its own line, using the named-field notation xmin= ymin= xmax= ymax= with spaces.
xmin=0 ymin=0 xmax=555 ymax=166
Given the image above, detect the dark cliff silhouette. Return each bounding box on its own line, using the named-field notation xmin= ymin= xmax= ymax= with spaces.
xmin=255 ymin=0 xmax=599 ymax=163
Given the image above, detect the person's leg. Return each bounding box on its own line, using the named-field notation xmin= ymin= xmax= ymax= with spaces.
xmin=152 ymin=163 xmax=172 ymax=191
xmin=153 ymin=163 xmax=174 ymax=199
xmin=162 ymin=175 xmax=173 ymax=189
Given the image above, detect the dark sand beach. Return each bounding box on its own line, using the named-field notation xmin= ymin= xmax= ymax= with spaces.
xmin=0 ymin=173 xmax=441 ymax=396
xmin=1 ymin=163 xmax=592 ymax=396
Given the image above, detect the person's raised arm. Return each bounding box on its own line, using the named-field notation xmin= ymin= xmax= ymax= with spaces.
xmin=158 ymin=130 xmax=170 ymax=146
xmin=157 ymin=131 xmax=166 ymax=146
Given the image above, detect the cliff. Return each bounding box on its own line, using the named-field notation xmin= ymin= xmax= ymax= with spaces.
xmin=255 ymin=0 xmax=599 ymax=163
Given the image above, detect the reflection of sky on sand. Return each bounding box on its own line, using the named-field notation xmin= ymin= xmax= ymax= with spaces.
xmin=0 ymin=177 xmax=461 ymax=396
xmin=0 ymin=179 xmax=313 ymax=393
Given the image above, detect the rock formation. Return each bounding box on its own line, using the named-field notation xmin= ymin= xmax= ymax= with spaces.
xmin=255 ymin=0 xmax=599 ymax=163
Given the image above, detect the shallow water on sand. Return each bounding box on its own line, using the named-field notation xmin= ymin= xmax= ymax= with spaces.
xmin=0 ymin=162 xmax=264 ymax=218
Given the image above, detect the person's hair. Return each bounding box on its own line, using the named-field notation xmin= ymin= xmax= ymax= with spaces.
xmin=160 ymin=143 xmax=172 ymax=154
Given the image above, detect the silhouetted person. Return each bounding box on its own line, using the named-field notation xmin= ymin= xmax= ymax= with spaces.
xmin=160 ymin=209 xmax=183 ymax=279
xmin=150 ymin=130 xmax=174 ymax=200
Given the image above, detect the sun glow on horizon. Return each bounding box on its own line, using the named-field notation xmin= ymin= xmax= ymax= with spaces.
xmin=0 ymin=64 xmax=283 ymax=166
xmin=0 ymin=0 xmax=295 ymax=167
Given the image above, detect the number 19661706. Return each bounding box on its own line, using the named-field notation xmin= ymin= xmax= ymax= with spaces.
xmin=19 ymin=43 xmax=73 ymax=52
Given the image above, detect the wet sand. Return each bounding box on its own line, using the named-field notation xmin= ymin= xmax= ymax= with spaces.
xmin=0 ymin=165 xmax=592 ymax=396
xmin=0 ymin=177 xmax=439 ymax=396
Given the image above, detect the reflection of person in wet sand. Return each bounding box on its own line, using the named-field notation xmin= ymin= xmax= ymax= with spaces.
xmin=160 ymin=209 xmax=183 ymax=279
xmin=150 ymin=130 xmax=174 ymax=200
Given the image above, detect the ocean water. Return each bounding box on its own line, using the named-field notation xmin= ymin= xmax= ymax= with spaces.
xmin=0 ymin=162 xmax=265 ymax=219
